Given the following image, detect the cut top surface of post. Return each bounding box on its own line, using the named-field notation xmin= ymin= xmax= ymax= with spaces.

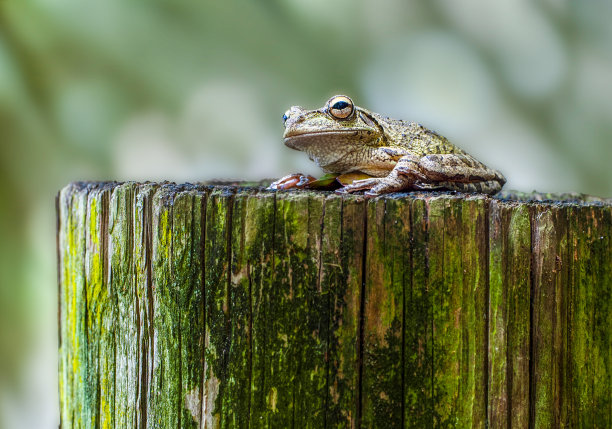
xmin=60 ymin=180 xmax=612 ymax=205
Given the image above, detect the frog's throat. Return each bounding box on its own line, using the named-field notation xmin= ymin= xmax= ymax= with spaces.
xmin=284 ymin=129 xmax=371 ymax=142
xmin=285 ymin=131 xmax=380 ymax=172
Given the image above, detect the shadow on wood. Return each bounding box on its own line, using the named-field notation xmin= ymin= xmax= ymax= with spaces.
xmin=57 ymin=182 xmax=612 ymax=428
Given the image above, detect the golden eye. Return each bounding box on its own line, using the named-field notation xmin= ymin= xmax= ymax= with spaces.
xmin=327 ymin=95 xmax=354 ymax=120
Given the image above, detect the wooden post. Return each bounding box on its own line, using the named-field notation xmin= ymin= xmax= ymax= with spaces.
xmin=57 ymin=182 xmax=612 ymax=428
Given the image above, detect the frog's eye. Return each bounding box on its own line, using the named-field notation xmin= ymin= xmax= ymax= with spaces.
xmin=327 ymin=95 xmax=354 ymax=120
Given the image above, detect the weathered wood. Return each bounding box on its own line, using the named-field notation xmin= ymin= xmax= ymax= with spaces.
xmin=58 ymin=182 xmax=612 ymax=428
xmin=327 ymin=194 xmax=364 ymax=428
xmin=361 ymin=197 xmax=406 ymax=427
xmin=488 ymin=201 xmax=531 ymax=428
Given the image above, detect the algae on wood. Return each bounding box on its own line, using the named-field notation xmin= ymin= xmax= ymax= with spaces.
xmin=488 ymin=201 xmax=531 ymax=427
xmin=404 ymin=197 xmax=432 ymax=427
xmin=326 ymin=195 xmax=364 ymax=428
xmin=58 ymin=182 xmax=612 ymax=428
xmin=361 ymin=197 xmax=407 ymax=427
xmin=531 ymin=205 xmax=568 ymax=427
xmin=567 ymin=204 xmax=612 ymax=427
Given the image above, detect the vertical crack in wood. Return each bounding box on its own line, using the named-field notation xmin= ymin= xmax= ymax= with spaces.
xmin=83 ymin=199 xmax=91 ymax=420
xmin=81 ymin=186 xmax=90 ymax=427
xmin=134 ymin=187 xmax=142 ymax=429
xmin=505 ymin=203 xmax=513 ymax=429
xmin=423 ymin=197 xmax=433 ymax=427
xmin=564 ymin=207 xmax=571 ymax=428
xmin=319 ymin=196 xmax=328 ymax=429
xmin=131 ymin=188 xmax=137 ymax=427
xmin=266 ymin=192 xmax=276 ymax=425
xmin=528 ymin=206 xmax=535 ymax=429
xmin=136 ymin=186 xmax=145 ymax=429
xmin=144 ymin=186 xmax=155 ymax=429
xmin=198 ymin=190 xmax=207 ymax=429
xmin=356 ymin=199 xmax=368 ymax=429
xmin=400 ymin=197 xmax=409 ymax=429
xmin=174 ymin=191 xmax=183 ymax=429
xmin=224 ymin=189 xmax=235 ymax=427
xmin=100 ymin=188 xmax=110 ymax=429
xmin=246 ymin=252 xmax=253 ymax=429
xmin=483 ymin=199 xmax=490 ymax=429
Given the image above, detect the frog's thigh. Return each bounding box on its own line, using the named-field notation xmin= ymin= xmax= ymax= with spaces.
xmin=418 ymin=154 xmax=497 ymax=182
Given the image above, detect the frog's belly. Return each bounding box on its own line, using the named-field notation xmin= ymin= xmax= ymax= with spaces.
xmin=321 ymin=159 xmax=393 ymax=178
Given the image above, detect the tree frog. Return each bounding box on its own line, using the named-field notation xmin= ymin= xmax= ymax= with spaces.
xmin=270 ymin=95 xmax=505 ymax=195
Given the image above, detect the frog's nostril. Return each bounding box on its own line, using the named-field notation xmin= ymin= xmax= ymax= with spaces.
xmin=282 ymin=113 xmax=289 ymax=123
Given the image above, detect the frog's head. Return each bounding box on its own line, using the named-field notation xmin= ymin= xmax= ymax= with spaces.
xmin=282 ymin=95 xmax=384 ymax=171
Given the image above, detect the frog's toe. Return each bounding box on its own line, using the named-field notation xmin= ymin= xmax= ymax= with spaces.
xmin=268 ymin=173 xmax=316 ymax=190
xmin=336 ymin=178 xmax=384 ymax=194
xmin=364 ymin=176 xmax=412 ymax=195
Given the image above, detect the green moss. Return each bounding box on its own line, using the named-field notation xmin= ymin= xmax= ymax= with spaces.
xmin=220 ymin=188 xmax=254 ymax=428
xmin=487 ymin=199 xmax=509 ymax=427
xmin=459 ymin=197 xmax=487 ymax=428
xmin=506 ymin=204 xmax=531 ymax=427
xmin=567 ymin=205 xmax=612 ymax=427
xmin=264 ymin=191 xmax=328 ymax=428
xmin=204 ymin=188 xmax=234 ymax=427
xmin=246 ymin=191 xmax=276 ymax=429
xmin=361 ymin=197 xmax=405 ymax=428
xmin=404 ymin=196 xmax=433 ymax=427
xmin=326 ymin=194 xmax=364 ymax=428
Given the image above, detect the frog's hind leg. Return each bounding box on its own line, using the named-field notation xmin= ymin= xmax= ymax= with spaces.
xmin=338 ymin=153 xmax=505 ymax=195
xmin=418 ymin=153 xmax=505 ymax=184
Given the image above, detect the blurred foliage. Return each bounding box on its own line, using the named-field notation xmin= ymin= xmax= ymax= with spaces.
xmin=1 ymin=0 xmax=611 ymax=426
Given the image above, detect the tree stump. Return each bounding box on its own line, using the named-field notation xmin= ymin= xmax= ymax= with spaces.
xmin=57 ymin=182 xmax=612 ymax=428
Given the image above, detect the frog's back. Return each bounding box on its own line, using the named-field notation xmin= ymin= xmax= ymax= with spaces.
xmin=380 ymin=116 xmax=465 ymax=157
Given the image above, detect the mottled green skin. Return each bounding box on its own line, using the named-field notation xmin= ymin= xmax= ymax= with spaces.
xmin=58 ymin=182 xmax=612 ymax=428
xmin=279 ymin=95 xmax=506 ymax=195
xmin=284 ymin=104 xmax=458 ymax=176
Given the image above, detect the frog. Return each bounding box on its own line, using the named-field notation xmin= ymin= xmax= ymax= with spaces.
xmin=269 ymin=95 xmax=506 ymax=195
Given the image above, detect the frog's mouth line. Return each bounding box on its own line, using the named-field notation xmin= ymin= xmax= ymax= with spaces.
xmin=284 ymin=130 xmax=365 ymax=140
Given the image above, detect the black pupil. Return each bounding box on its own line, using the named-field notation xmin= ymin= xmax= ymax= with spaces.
xmin=332 ymin=101 xmax=350 ymax=110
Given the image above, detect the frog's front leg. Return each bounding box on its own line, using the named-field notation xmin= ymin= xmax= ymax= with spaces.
xmin=337 ymin=154 xmax=427 ymax=195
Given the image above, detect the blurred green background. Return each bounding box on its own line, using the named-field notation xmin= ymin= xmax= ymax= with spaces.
xmin=1 ymin=0 xmax=611 ymax=426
